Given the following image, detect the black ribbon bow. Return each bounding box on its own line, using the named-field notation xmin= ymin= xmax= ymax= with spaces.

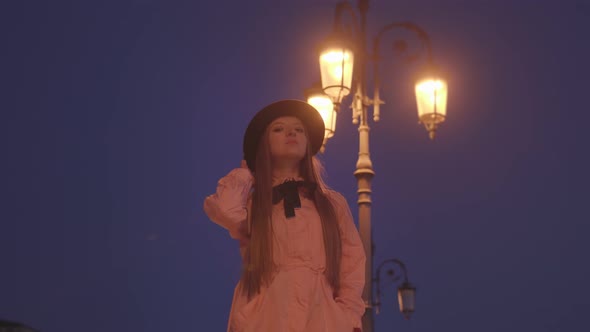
xmin=272 ymin=179 xmax=316 ymax=218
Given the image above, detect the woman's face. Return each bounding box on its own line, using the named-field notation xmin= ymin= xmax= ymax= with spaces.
xmin=267 ymin=116 xmax=308 ymax=163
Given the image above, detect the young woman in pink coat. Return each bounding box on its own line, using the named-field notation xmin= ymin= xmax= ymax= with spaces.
xmin=204 ymin=100 xmax=366 ymax=332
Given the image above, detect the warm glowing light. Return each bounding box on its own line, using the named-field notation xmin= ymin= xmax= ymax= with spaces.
xmin=307 ymin=95 xmax=336 ymax=139
xmin=319 ymin=48 xmax=354 ymax=103
xmin=415 ymin=78 xmax=448 ymax=139
xmin=415 ymin=79 xmax=447 ymax=117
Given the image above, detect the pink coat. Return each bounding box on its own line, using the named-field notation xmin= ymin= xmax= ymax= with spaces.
xmin=204 ymin=168 xmax=366 ymax=332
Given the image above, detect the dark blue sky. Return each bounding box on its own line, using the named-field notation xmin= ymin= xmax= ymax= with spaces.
xmin=2 ymin=0 xmax=589 ymax=331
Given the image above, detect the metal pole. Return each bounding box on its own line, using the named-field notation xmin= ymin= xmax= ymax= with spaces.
xmin=353 ymin=1 xmax=375 ymax=331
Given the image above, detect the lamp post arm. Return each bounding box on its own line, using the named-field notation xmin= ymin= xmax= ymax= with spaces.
xmin=373 ymin=22 xmax=434 ymax=63
xmin=332 ymin=1 xmax=361 ymax=41
xmin=370 ymin=22 xmax=434 ymax=122
xmin=376 ymin=258 xmax=410 ymax=283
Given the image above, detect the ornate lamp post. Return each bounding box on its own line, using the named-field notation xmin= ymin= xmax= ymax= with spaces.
xmin=305 ymin=1 xmax=447 ymax=331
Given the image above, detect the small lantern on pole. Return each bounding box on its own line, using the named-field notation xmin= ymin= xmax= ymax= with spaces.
xmin=318 ymin=36 xmax=354 ymax=105
xmin=397 ymin=281 xmax=416 ymax=320
xmin=415 ymin=66 xmax=448 ymax=139
xmin=305 ymin=84 xmax=336 ymax=152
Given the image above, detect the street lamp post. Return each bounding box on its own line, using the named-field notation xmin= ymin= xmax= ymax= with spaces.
xmin=305 ymin=1 xmax=448 ymax=331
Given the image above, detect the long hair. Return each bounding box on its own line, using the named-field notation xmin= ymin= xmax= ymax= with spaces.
xmin=241 ymin=125 xmax=342 ymax=299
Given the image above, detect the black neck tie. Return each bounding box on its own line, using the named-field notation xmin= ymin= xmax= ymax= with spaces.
xmin=272 ymin=179 xmax=316 ymax=218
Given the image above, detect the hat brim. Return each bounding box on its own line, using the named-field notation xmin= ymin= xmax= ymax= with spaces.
xmin=243 ymin=99 xmax=325 ymax=172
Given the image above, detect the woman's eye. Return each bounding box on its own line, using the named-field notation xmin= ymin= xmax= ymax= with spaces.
xmin=295 ymin=128 xmax=304 ymax=133
xmin=272 ymin=127 xmax=283 ymax=132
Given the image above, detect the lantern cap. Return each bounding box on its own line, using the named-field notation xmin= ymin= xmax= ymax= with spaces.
xmin=398 ymin=281 xmax=416 ymax=291
xmin=414 ymin=62 xmax=445 ymax=82
xmin=317 ymin=32 xmax=356 ymax=55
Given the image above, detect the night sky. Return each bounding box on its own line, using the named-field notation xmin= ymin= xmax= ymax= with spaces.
xmin=2 ymin=0 xmax=589 ymax=331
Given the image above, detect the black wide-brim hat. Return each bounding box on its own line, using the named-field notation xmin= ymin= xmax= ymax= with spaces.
xmin=243 ymin=99 xmax=325 ymax=172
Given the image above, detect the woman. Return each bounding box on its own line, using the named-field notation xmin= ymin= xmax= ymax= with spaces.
xmin=204 ymin=100 xmax=365 ymax=332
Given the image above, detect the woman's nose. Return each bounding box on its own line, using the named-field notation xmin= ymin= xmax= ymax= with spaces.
xmin=286 ymin=128 xmax=296 ymax=136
